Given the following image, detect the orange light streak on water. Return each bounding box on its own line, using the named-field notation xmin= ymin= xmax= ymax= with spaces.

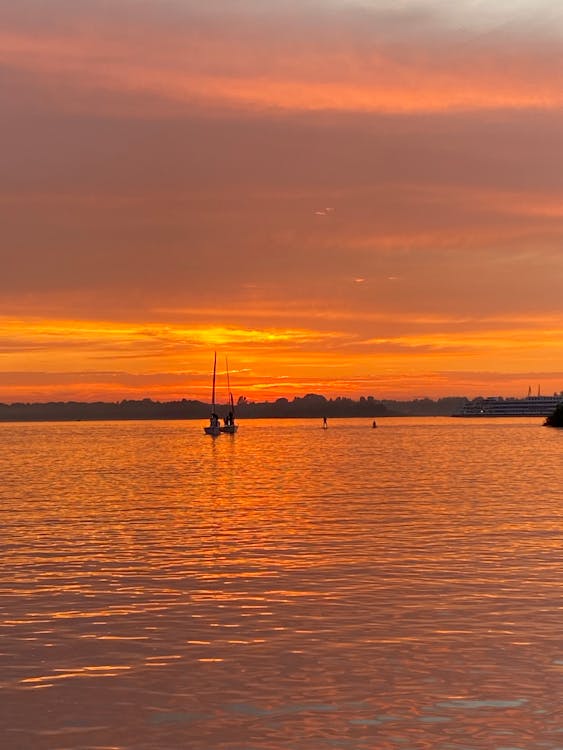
xmin=2 ymin=418 xmax=563 ymax=748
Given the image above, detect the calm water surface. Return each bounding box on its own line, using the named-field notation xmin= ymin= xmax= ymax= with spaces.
xmin=2 ymin=417 xmax=563 ymax=750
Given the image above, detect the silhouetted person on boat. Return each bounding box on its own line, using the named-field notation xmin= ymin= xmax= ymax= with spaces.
xmin=372 ymin=420 xmax=377 ymax=428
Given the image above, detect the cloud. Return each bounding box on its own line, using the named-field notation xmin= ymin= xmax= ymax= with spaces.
xmin=1 ymin=1 xmax=563 ymax=400
xmin=2 ymin=2 xmax=563 ymax=116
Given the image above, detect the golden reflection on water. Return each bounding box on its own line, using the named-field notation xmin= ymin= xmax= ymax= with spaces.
xmin=2 ymin=417 xmax=563 ymax=749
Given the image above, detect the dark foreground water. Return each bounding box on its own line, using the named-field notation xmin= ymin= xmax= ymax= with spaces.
xmin=2 ymin=417 xmax=563 ymax=750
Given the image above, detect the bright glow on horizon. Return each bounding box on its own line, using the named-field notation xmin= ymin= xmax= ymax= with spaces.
xmin=0 ymin=315 xmax=562 ymax=403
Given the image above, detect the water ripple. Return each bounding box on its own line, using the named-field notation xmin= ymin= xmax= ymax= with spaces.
xmin=2 ymin=418 xmax=563 ymax=748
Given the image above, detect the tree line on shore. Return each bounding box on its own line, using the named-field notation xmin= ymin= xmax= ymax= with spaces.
xmin=0 ymin=394 xmax=468 ymax=422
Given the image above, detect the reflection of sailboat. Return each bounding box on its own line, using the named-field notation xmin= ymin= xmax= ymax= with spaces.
xmin=220 ymin=357 xmax=238 ymax=434
xmin=203 ymin=352 xmax=221 ymax=436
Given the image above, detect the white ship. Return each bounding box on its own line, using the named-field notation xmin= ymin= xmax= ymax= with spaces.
xmin=454 ymin=389 xmax=563 ymax=417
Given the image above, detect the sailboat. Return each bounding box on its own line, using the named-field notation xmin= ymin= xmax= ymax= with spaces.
xmin=220 ymin=357 xmax=238 ymax=434
xmin=203 ymin=352 xmax=222 ymax=436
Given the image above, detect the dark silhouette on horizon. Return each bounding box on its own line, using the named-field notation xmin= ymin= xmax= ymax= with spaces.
xmin=0 ymin=394 xmax=468 ymax=422
xmin=544 ymin=403 xmax=563 ymax=427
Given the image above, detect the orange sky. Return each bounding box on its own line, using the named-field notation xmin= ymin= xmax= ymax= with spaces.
xmin=2 ymin=0 xmax=563 ymax=403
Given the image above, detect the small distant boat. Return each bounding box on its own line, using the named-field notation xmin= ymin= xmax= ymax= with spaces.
xmin=220 ymin=357 xmax=238 ymax=434
xmin=203 ymin=352 xmax=221 ymax=436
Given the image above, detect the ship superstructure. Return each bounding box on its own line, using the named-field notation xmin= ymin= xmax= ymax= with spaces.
xmin=454 ymin=390 xmax=563 ymax=417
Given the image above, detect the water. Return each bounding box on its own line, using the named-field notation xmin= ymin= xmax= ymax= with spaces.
xmin=2 ymin=417 xmax=563 ymax=749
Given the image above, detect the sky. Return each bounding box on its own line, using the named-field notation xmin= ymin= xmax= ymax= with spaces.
xmin=2 ymin=0 xmax=563 ymax=403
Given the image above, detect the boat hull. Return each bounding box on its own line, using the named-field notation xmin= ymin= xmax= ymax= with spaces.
xmin=204 ymin=426 xmax=222 ymax=436
xmin=220 ymin=424 xmax=238 ymax=434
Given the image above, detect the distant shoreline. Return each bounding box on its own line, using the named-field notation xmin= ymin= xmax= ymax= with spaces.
xmin=0 ymin=395 xmax=467 ymax=422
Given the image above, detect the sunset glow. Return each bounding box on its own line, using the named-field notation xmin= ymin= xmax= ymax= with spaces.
xmin=2 ymin=0 xmax=563 ymax=403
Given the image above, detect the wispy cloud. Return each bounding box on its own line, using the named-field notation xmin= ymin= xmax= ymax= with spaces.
xmin=2 ymin=2 xmax=563 ymax=115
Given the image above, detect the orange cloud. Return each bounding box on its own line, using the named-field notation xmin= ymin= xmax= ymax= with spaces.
xmin=0 ymin=313 xmax=563 ymax=402
xmin=2 ymin=16 xmax=563 ymax=115
xmin=2 ymin=3 xmax=563 ymax=402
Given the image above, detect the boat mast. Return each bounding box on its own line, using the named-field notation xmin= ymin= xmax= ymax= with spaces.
xmin=211 ymin=351 xmax=217 ymax=413
xmin=225 ymin=356 xmax=235 ymax=415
